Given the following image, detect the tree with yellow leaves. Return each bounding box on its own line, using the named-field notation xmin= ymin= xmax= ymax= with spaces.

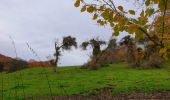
xmin=74 ymin=0 xmax=170 ymax=60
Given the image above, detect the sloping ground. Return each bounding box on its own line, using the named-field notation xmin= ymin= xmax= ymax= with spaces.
xmin=0 ymin=54 xmax=14 ymax=62
xmin=1 ymin=63 xmax=170 ymax=99
xmin=0 ymin=54 xmax=14 ymax=71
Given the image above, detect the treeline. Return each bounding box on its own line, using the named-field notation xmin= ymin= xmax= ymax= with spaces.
xmin=48 ymin=35 xmax=170 ymax=71
xmin=1 ymin=34 xmax=169 ymax=73
xmin=81 ymin=35 xmax=169 ymax=70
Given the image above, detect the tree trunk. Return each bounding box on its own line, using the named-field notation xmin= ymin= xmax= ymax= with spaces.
xmin=54 ymin=56 xmax=59 ymax=73
xmin=54 ymin=42 xmax=60 ymax=73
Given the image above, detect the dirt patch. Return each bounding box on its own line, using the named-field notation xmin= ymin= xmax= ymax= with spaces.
xmin=27 ymin=87 xmax=170 ymax=100
xmin=52 ymin=91 xmax=170 ymax=100
xmin=30 ymin=91 xmax=170 ymax=100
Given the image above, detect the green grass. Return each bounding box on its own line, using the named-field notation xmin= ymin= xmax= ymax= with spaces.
xmin=1 ymin=63 xmax=170 ymax=99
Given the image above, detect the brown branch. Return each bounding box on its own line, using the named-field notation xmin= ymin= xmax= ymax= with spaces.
xmin=102 ymin=0 xmax=115 ymax=10
xmin=108 ymin=0 xmax=117 ymax=12
xmin=138 ymin=27 xmax=160 ymax=46
xmin=160 ymin=0 xmax=168 ymax=46
xmin=127 ymin=21 xmax=161 ymax=46
xmin=80 ymin=0 xmax=161 ymax=46
xmin=80 ymin=0 xmax=101 ymax=7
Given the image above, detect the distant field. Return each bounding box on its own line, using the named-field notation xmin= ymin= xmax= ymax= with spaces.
xmin=0 ymin=63 xmax=170 ymax=99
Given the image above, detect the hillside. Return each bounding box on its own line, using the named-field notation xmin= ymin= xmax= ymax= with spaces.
xmin=0 ymin=54 xmax=14 ymax=62
xmin=0 ymin=63 xmax=170 ymax=99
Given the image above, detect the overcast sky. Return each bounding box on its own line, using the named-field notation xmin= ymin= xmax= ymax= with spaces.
xmin=0 ymin=0 xmax=137 ymax=66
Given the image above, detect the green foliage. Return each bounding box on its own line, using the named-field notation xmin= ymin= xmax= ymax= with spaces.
xmin=81 ymin=38 xmax=106 ymax=57
xmin=107 ymin=38 xmax=117 ymax=49
xmin=119 ymin=35 xmax=134 ymax=46
xmin=145 ymin=8 xmax=155 ymax=17
xmin=62 ymin=36 xmax=77 ymax=50
xmin=81 ymin=41 xmax=89 ymax=50
xmin=129 ymin=10 xmax=135 ymax=15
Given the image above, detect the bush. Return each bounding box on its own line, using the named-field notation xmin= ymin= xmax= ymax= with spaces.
xmin=3 ymin=59 xmax=28 ymax=73
xmin=88 ymin=58 xmax=100 ymax=70
xmin=94 ymin=49 xmax=120 ymax=66
xmin=81 ymin=47 xmax=127 ymax=70
xmin=126 ymin=45 xmax=137 ymax=66
xmin=147 ymin=53 xmax=164 ymax=68
xmin=125 ymin=45 xmax=165 ymax=69
xmin=167 ymin=52 xmax=170 ymax=62
xmin=0 ymin=62 xmax=4 ymax=72
xmin=81 ymin=56 xmax=100 ymax=70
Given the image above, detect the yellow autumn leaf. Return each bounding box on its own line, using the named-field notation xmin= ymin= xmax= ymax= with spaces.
xmin=74 ymin=0 xmax=80 ymax=7
xmin=159 ymin=47 xmax=168 ymax=60
xmin=148 ymin=40 xmax=154 ymax=45
xmin=153 ymin=0 xmax=159 ymax=4
xmin=93 ymin=13 xmax=98 ymax=20
xmin=159 ymin=47 xmax=167 ymax=54
xmin=110 ymin=23 xmax=114 ymax=27
xmin=129 ymin=10 xmax=135 ymax=15
xmin=140 ymin=10 xmax=145 ymax=17
xmin=97 ymin=19 xmax=105 ymax=26
xmin=118 ymin=6 xmax=123 ymax=12
xmin=81 ymin=6 xmax=86 ymax=12
xmin=87 ymin=6 xmax=95 ymax=13
xmin=145 ymin=0 xmax=150 ymax=6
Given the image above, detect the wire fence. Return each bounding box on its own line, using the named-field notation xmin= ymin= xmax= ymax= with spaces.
xmin=26 ymin=42 xmax=54 ymax=100
xmin=10 ymin=36 xmax=26 ymax=99
xmin=0 ymin=39 xmax=68 ymax=100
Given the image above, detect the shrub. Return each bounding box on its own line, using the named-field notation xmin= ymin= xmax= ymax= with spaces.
xmin=4 ymin=59 xmax=28 ymax=73
xmin=115 ymin=46 xmax=127 ymax=62
xmin=0 ymin=62 xmax=4 ymax=72
xmin=81 ymin=56 xmax=100 ymax=70
xmin=147 ymin=53 xmax=164 ymax=68
xmin=124 ymin=44 xmax=165 ymax=68
xmin=131 ymin=47 xmax=164 ymax=69
xmin=81 ymin=47 xmax=127 ymax=70
xmin=140 ymin=45 xmax=165 ymax=68
xmin=126 ymin=45 xmax=137 ymax=66
xmin=88 ymin=58 xmax=100 ymax=70
xmin=167 ymin=52 xmax=170 ymax=62
xmin=95 ymin=49 xmax=119 ymax=66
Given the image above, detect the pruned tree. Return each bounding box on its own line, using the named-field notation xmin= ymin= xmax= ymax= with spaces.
xmin=81 ymin=38 xmax=106 ymax=57
xmin=107 ymin=38 xmax=117 ymax=50
xmin=74 ymin=0 xmax=170 ymax=61
xmin=52 ymin=36 xmax=77 ymax=72
xmin=80 ymin=38 xmax=106 ymax=69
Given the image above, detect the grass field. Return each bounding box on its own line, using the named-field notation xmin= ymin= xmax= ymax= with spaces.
xmin=1 ymin=63 xmax=170 ymax=99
